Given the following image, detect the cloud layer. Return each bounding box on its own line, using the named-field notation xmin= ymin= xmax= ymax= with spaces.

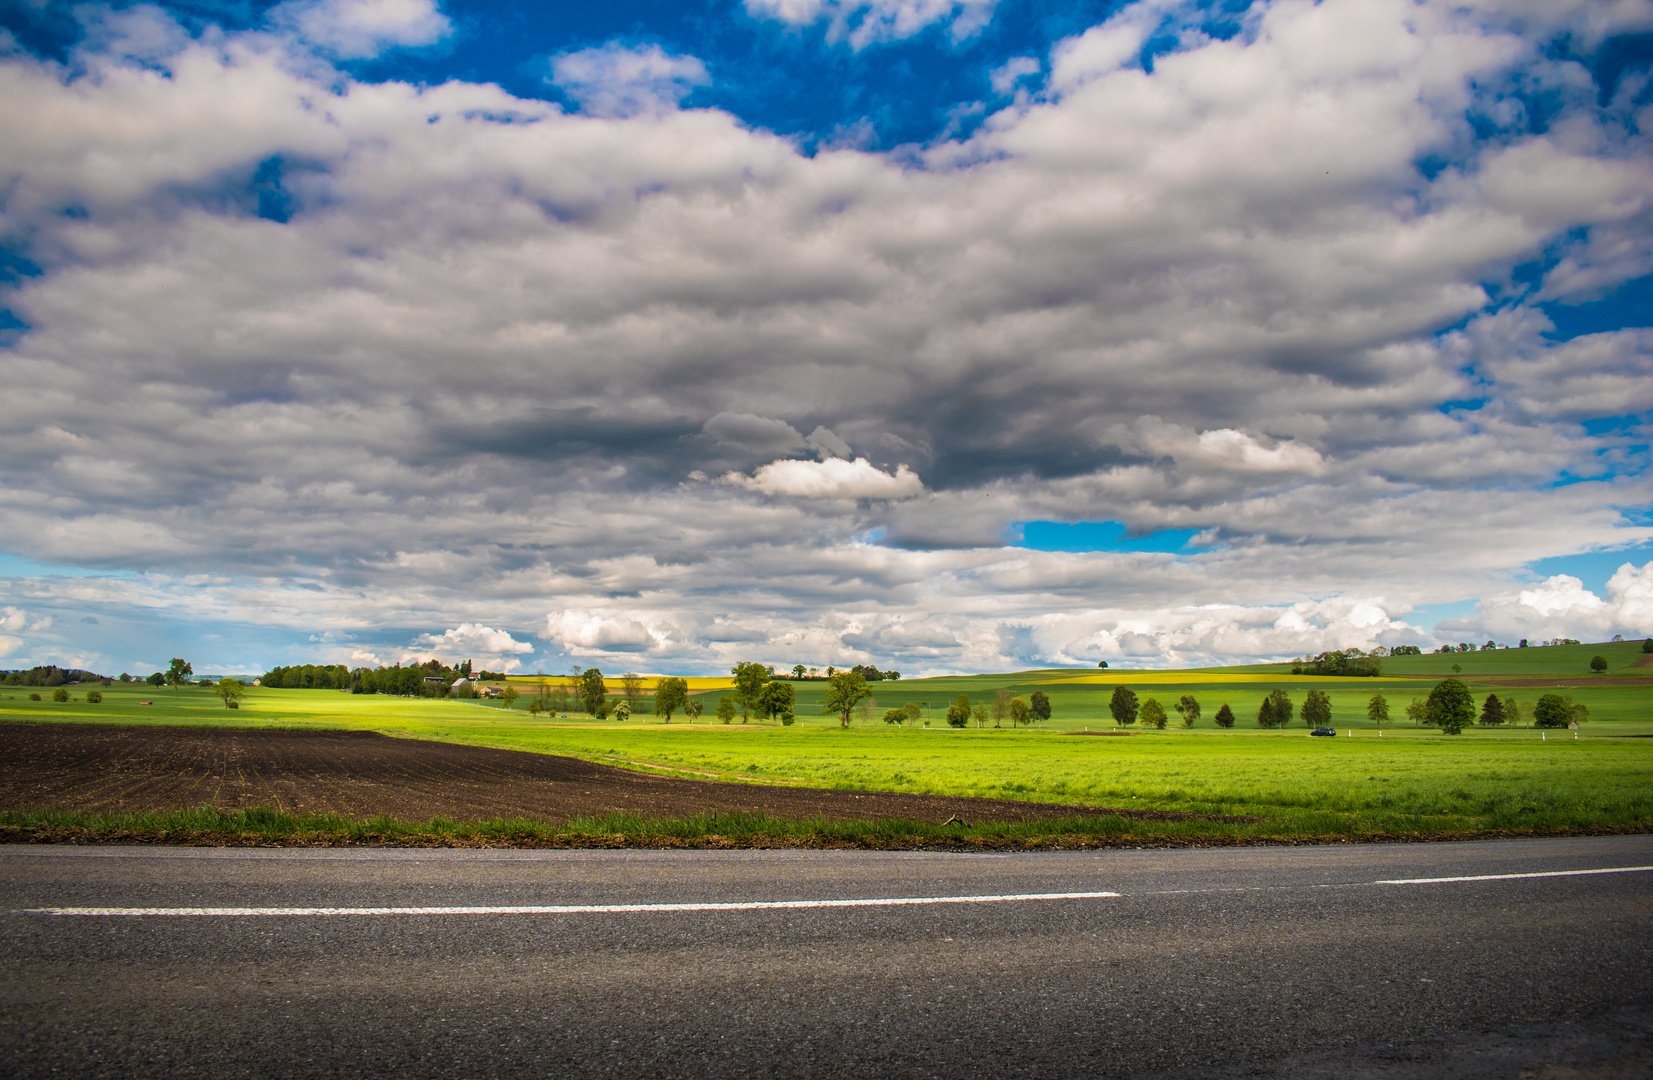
xmin=0 ymin=0 xmax=1649 ymax=674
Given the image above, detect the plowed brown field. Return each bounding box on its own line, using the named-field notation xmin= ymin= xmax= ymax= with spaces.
xmin=0 ymin=723 xmax=1226 ymax=825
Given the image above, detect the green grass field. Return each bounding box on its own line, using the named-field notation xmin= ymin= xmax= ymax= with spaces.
xmin=5 ymin=642 xmax=1652 ymax=845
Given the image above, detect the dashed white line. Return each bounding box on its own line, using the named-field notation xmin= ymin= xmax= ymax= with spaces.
xmin=1374 ymin=865 xmax=1653 ymax=885
xmin=22 ymin=890 xmax=1123 ymax=917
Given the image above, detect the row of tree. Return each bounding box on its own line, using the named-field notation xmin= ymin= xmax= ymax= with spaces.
xmin=785 ymin=663 xmax=901 ymax=682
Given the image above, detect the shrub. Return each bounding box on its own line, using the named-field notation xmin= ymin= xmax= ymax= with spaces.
xmin=1139 ymin=698 xmax=1167 ymax=729
xmin=85 ymin=689 xmax=103 ymax=704
xmin=51 ymin=687 xmax=69 ymax=702
xmin=1590 ymin=655 xmax=1609 ymax=673
xmin=29 ymin=692 xmax=41 ymax=701
xmin=1213 ymin=703 xmax=1235 ymax=728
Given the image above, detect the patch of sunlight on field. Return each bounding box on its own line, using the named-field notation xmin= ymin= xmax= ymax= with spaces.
xmin=501 ymin=674 xmax=736 ymax=691
xmin=1031 ymin=673 xmax=1411 ymax=686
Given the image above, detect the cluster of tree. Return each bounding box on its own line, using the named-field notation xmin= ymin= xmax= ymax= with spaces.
xmin=727 ymin=662 xmax=796 ymax=723
xmin=1389 ymin=645 xmax=1423 ymax=656
xmin=1 ymin=665 xmax=109 ymax=687
xmin=260 ymin=664 xmax=352 ymax=689
xmin=1291 ymin=650 xmax=1383 ymax=677
xmin=784 ymin=664 xmax=900 ymax=682
xmin=1434 ymin=641 xmax=1502 ymax=654
xmin=1514 ymin=638 xmax=1581 ymax=648
xmin=348 ymin=659 xmax=462 ymax=697
xmin=1108 ymin=688 xmax=1231 ymax=729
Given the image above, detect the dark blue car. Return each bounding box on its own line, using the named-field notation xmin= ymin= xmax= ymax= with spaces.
xmin=1310 ymin=727 xmax=1336 ymax=737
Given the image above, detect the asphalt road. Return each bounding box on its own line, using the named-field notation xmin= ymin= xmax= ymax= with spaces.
xmin=3 ymin=836 xmax=1650 ymax=1079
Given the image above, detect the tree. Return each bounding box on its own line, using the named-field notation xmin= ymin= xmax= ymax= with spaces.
xmin=52 ymin=687 xmax=69 ymax=702
xmin=1502 ymin=696 xmax=1522 ymax=727
xmin=822 ymin=670 xmax=872 ymax=727
xmin=1406 ymin=696 xmax=1429 ymax=726
xmin=1426 ymin=678 xmax=1475 ymax=734
xmin=971 ymin=704 xmax=988 ymax=728
xmin=1257 ymin=689 xmax=1293 ymax=728
xmin=991 ymin=688 xmax=1012 ymax=727
xmin=212 ymin=678 xmax=245 ymax=709
xmin=654 ymin=677 xmax=690 ymax=722
xmin=1097 ymin=660 xmax=1109 ymax=668
xmin=716 ymin=696 xmax=737 ymax=724
xmin=621 ymin=672 xmax=645 ymax=712
xmin=685 ymin=699 xmax=704 ymax=720
xmin=1213 ymin=703 xmax=1235 ymax=728
xmin=579 ymin=668 xmax=607 ymax=715
xmin=1533 ymin=693 xmax=1571 ymax=728
xmin=945 ymin=694 xmax=971 ymax=728
xmin=1009 ymin=697 xmax=1031 ymax=725
xmin=1302 ymin=689 xmax=1332 ymax=728
xmin=1590 ymin=655 xmax=1609 ymax=673
xmin=731 ymin=661 xmax=772 ymax=723
xmin=146 ymin=671 xmax=165 ymax=687
xmin=1139 ymin=697 xmax=1167 ymax=729
xmin=1479 ymin=694 xmax=1505 ymax=726
xmin=905 ymin=702 xmax=923 ymax=725
xmin=1109 ymin=686 xmax=1139 ymax=726
xmin=1366 ymin=694 xmax=1389 ymax=727
xmin=165 ymin=658 xmax=193 ymax=690
xmin=501 ymin=685 xmax=520 ymax=710
xmin=791 ymin=664 xmax=807 ymax=679
xmin=1029 ymin=691 xmax=1052 ymax=724
xmin=756 ymin=680 xmax=796 ymax=722
xmin=85 ymin=689 xmax=103 ymax=703
xmin=1643 ymin=638 xmax=1653 ymax=654
xmin=1174 ymin=694 xmax=1200 ymax=727
xmin=611 ymin=700 xmax=631 ymax=722
xmin=883 ymin=708 xmax=909 ymax=726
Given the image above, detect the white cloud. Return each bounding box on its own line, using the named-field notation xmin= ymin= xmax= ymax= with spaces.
xmin=544 ymin=610 xmax=661 ymax=654
xmin=744 ymin=0 xmax=997 ymax=48
xmin=1461 ymin=563 xmax=1653 ymax=640
xmin=990 ymin=56 xmax=1041 ymax=95
xmin=268 ymin=0 xmax=451 ymax=59
xmin=409 ymin=622 xmax=534 ymax=669
xmin=727 ymin=458 xmax=925 ymax=499
xmin=549 ymin=42 xmax=710 ymax=118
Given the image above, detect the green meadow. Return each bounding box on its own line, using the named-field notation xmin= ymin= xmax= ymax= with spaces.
xmin=5 ymin=638 xmax=1652 ymax=842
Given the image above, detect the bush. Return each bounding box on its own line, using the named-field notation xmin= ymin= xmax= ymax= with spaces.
xmin=227 ymin=700 xmax=239 ymax=709
xmin=1590 ymin=655 xmax=1609 ymax=673
xmin=1213 ymin=703 xmax=1235 ymax=728
xmin=85 ymin=689 xmax=102 ymax=704
xmin=29 ymin=692 xmax=41 ymax=701
xmin=51 ymin=687 xmax=69 ymax=702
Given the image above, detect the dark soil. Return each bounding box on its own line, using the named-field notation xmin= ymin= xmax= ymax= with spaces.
xmin=0 ymin=722 xmax=1237 ymax=825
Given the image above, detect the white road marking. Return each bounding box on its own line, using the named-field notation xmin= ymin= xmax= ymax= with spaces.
xmin=1375 ymin=865 xmax=1653 ymax=885
xmin=22 ymin=890 xmax=1122 ymax=917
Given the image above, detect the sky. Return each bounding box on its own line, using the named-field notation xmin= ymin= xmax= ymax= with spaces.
xmin=0 ymin=0 xmax=1651 ymax=678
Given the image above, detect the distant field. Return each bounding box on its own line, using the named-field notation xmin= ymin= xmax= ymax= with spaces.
xmin=4 ymin=655 xmax=1650 ymax=841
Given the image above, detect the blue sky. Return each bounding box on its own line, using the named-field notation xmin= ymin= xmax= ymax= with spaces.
xmin=0 ymin=0 xmax=1650 ymax=676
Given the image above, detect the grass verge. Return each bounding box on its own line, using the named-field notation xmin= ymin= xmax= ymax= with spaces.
xmin=2 ymin=806 xmax=1647 ymax=851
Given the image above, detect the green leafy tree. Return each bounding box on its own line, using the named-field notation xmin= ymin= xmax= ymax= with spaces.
xmin=822 ymin=670 xmax=872 ymax=727
xmin=1590 ymin=655 xmax=1609 ymax=673
xmin=1109 ymin=686 xmax=1139 ymax=726
xmin=1479 ymin=694 xmax=1505 ymax=726
xmin=579 ymin=668 xmax=608 ymax=715
xmin=991 ymin=688 xmax=1012 ymax=727
xmin=1213 ymin=703 xmax=1235 ymax=728
xmin=1009 ymin=697 xmax=1031 ymax=725
xmin=1302 ymin=689 xmax=1332 ymax=728
xmin=904 ymin=702 xmax=923 ymax=725
xmin=1366 ymin=693 xmax=1389 ymax=727
xmin=1426 ymin=678 xmax=1476 ymax=734
xmin=654 ymin=677 xmax=690 ymax=722
xmin=1257 ymin=689 xmax=1293 ymax=728
xmin=730 ymin=661 xmax=773 ymax=722
xmin=85 ymin=689 xmax=103 ymax=703
xmin=756 ymin=680 xmax=796 ymax=722
xmin=1139 ymin=697 xmax=1167 ymax=729
xmin=1174 ymin=694 xmax=1200 ymax=727
xmin=1643 ymin=638 xmax=1653 ymax=653
xmin=791 ymin=665 xmax=807 ymax=679
xmin=620 ymin=672 xmax=646 ymax=712
xmin=972 ymin=704 xmax=989 ymax=728
xmin=1028 ymin=691 xmax=1052 ymax=723
xmin=165 ymin=658 xmax=193 ymax=690
xmin=1406 ymin=696 xmax=1429 ymax=726
xmin=883 ymin=708 xmax=909 ymax=726
xmin=212 ymin=678 xmax=245 ymax=709
xmin=945 ymin=694 xmax=971 ymax=728
xmin=146 ymin=671 xmax=165 ymax=687
xmin=684 ymin=699 xmax=703 ymax=721
xmin=716 ymin=696 xmax=738 ymax=724
xmin=1502 ymin=696 xmax=1522 ymax=727
xmin=501 ymin=685 xmax=520 ymax=710
xmin=51 ymin=687 xmax=69 ymax=702
xmin=1533 ymin=693 xmax=1571 ymax=728
xmin=611 ymin=699 xmax=631 ymax=722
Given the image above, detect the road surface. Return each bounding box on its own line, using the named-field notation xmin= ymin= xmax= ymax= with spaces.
xmin=3 ymin=836 xmax=1650 ymax=1077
